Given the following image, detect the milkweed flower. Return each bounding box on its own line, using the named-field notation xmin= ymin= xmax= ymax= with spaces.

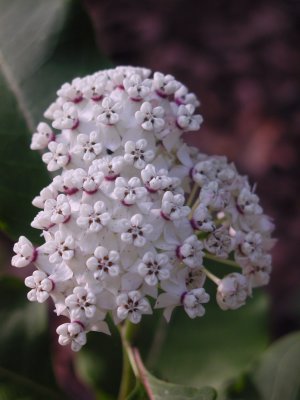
xmin=12 ymin=66 xmax=275 ymax=351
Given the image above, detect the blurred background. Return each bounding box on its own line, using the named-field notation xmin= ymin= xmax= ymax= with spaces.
xmin=0 ymin=0 xmax=300 ymax=398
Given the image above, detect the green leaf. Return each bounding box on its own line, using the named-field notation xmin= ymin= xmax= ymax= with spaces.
xmin=75 ymin=324 xmax=123 ymax=399
xmin=146 ymin=372 xmax=217 ymax=400
xmin=0 ymin=0 xmax=111 ymax=241
xmin=0 ymin=276 xmax=64 ymax=399
xmin=146 ymin=283 xmax=269 ymax=391
xmin=251 ymin=332 xmax=300 ymax=400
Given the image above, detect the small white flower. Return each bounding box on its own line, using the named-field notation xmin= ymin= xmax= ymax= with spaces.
xmin=216 ymin=273 xmax=249 ymax=310
xmin=65 ymin=287 xmax=97 ymax=319
xmin=82 ymin=75 xmax=107 ymax=101
xmin=44 ymin=194 xmax=71 ymax=224
xmin=42 ymin=142 xmax=70 ymax=171
xmin=32 ymin=185 xmax=58 ymax=209
xmin=191 ymin=204 xmax=215 ymax=232
xmin=42 ymin=231 xmax=75 ymax=264
xmin=113 ymin=177 xmax=147 ymax=206
xmin=57 ymin=322 xmax=87 ymax=352
xmin=72 ymin=131 xmax=102 ymax=162
xmin=177 ymin=235 xmax=203 ymax=268
xmin=12 ymin=236 xmax=37 ymax=268
xmin=116 ymin=290 xmax=152 ymax=324
xmin=138 ymin=251 xmax=171 ymax=286
xmin=30 ymin=210 xmax=52 ymax=230
xmin=81 ymin=167 xmax=104 ymax=194
xmin=57 ymin=79 xmax=83 ymax=103
xmin=135 ymin=102 xmax=165 ymax=131
xmin=200 ymin=181 xmax=229 ymax=210
xmin=95 ymin=97 xmax=121 ymax=125
xmin=124 ymin=139 xmax=155 ymax=169
xmin=204 ymin=227 xmax=233 ymax=258
xmin=25 ymin=270 xmax=53 ymax=303
xmin=77 ymin=201 xmax=110 ymax=232
xmin=242 ymin=257 xmax=272 ymax=288
xmin=236 ymin=188 xmax=262 ymax=216
xmin=182 ymin=288 xmax=210 ymax=318
xmin=123 ymin=74 xmax=152 ymax=101
xmin=236 ymin=231 xmax=263 ymax=263
xmin=93 ymin=156 xmax=124 ymax=181
xmin=176 ymin=104 xmax=203 ymax=131
xmin=153 ymin=72 xmax=180 ymax=97
xmin=121 ymin=214 xmax=153 ymax=247
xmin=86 ymin=246 xmax=120 ymax=280
xmin=192 ymin=160 xmax=216 ymax=186
xmin=161 ymin=191 xmax=190 ymax=221
xmin=52 ymin=102 xmax=79 ymax=130
xmin=174 ymin=85 xmax=199 ymax=107
xmin=30 ymin=122 xmax=54 ymax=150
xmin=52 ymin=169 xmax=85 ymax=195
xmin=141 ymin=164 xmax=170 ymax=193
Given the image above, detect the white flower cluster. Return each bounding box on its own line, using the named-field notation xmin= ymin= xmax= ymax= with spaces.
xmin=12 ymin=66 xmax=275 ymax=351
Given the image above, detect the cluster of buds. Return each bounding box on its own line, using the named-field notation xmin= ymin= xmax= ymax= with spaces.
xmin=12 ymin=66 xmax=275 ymax=351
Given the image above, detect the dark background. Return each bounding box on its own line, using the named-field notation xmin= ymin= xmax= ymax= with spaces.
xmin=82 ymin=0 xmax=300 ymax=338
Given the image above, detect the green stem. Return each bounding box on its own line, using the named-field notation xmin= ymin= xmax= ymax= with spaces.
xmin=204 ymin=253 xmax=241 ymax=268
xmin=118 ymin=321 xmax=139 ymax=400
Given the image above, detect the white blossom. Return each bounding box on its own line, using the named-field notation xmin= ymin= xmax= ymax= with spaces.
xmin=120 ymin=214 xmax=153 ymax=247
xmin=77 ymin=201 xmax=110 ymax=232
xmin=135 ymin=102 xmax=165 ymax=131
xmin=204 ymin=227 xmax=233 ymax=258
xmin=12 ymin=236 xmax=37 ymax=268
xmin=112 ymin=177 xmax=147 ymax=206
xmin=44 ymin=194 xmax=71 ymax=224
xmin=12 ymin=66 xmax=275 ymax=351
xmin=42 ymin=142 xmax=70 ymax=171
xmin=160 ymin=191 xmax=190 ymax=221
xmin=95 ymin=97 xmax=121 ymax=125
xmin=123 ymin=74 xmax=152 ymax=101
xmin=182 ymin=288 xmax=210 ymax=318
xmin=86 ymin=246 xmax=120 ymax=280
xmin=41 ymin=231 xmax=75 ymax=264
xmin=65 ymin=287 xmax=97 ymax=319
xmin=236 ymin=188 xmax=262 ymax=216
xmin=190 ymin=204 xmax=215 ymax=232
xmin=174 ymin=85 xmax=199 ymax=107
xmin=216 ymin=273 xmax=249 ymax=310
xmin=25 ymin=270 xmax=53 ymax=303
xmin=138 ymin=251 xmax=171 ymax=286
xmin=116 ymin=291 xmax=152 ymax=323
xmin=141 ymin=164 xmax=170 ymax=192
xmin=57 ymin=79 xmax=83 ymax=103
xmin=124 ymin=139 xmax=155 ymax=169
xmin=52 ymin=102 xmax=79 ymax=130
xmin=57 ymin=322 xmax=87 ymax=352
xmin=177 ymin=235 xmax=203 ymax=268
xmin=176 ymin=104 xmax=203 ymax=131
xmin=82 ymin=75 xmax=107 ymax=101
xmin=153 ymin=72 xmax=180 ymax=97
xmin=30 ymin=122 xmax=54 ymax=150
xmin=72 ymin=131 xmax=102 ymax=162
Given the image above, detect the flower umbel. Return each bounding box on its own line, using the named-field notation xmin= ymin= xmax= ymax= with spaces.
xmin=12 ymin=66 xmax=275 ymax=351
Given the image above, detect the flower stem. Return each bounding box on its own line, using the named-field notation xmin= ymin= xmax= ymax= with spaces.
xmin=203 ymin=267 xmax=221 ymax=285
xmin=187 ymin=183 xmax=199 ymax=207
xmin=118 ymin=321 xmax=139 ymax=400
xmin=204 ymin=252 xmax=241 ymax=268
